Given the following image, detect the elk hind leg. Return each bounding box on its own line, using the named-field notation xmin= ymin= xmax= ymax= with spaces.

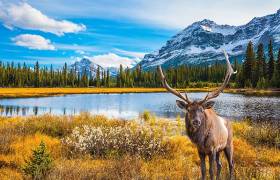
xmin=216 ymin=152 xmax=222 ymax=180
xmin=224 ymin=145 xmax=234 ymax=180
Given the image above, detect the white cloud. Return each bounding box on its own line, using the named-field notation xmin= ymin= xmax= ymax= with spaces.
xmin=75 ymin=50 xmax=86 ymax=55
xmin=27 ymin=0 xmax=280 ymax=28
xmin=86 ymin=53 xmax=140 ymax=68
xmin=114 ymin=48 xmax=146 ymax=59
xmin=12 ymin=34 xmax=55 ymax=50
xmin=0 ymin=2 xmax=86 ymax=35
xmin=55 ymin=43 xmax=97 ymax=52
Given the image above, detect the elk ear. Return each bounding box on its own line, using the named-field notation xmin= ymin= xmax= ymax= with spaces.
xmin=203 ymin=101 xmax=215 ymax=109
xmin=176 ymin=100 xmax=187 ymax=110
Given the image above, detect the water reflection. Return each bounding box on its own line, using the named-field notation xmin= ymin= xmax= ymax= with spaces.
xmin=0 ymin=93 xmax=279 ymax=121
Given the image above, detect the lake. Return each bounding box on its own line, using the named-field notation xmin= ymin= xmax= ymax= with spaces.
xmin=0 ymin=92 xmax=279 ymax=121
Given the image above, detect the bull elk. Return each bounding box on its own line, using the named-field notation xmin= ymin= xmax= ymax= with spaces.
xmin=158 ymin=50 xmax=236 ymax=180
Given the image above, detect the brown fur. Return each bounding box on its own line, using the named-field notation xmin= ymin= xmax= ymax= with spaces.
xmin=158 ymin=51 xmax=235 ymax=179
xmin=178 ymin=101 xmax=234 ymax=180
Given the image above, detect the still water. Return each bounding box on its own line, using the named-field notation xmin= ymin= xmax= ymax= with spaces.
xmin=0 ymin=93 xmax=279 ymax=121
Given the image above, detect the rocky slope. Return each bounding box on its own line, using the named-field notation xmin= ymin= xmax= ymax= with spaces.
xmin=139 ymin=9 xmax=280 ymax=69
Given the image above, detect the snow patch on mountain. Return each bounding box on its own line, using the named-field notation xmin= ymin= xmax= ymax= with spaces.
xmin=71 ymin=53 xmax=141 ymax=77
xmin=139 ymin=9 xmax=280 ymax=69
xmin=85 ymin=53 xmax=140 ymax=68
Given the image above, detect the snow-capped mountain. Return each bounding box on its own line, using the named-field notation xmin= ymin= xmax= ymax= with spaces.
xmin=71 ymin=58 xmax=125 ymax=77
xmin=139 ymin=9 xmax=280 ymax=69
xmin=71 ymin=53 xmax=141 ymax=77
xmin=71 ymin=58 xmax=104 ymax=77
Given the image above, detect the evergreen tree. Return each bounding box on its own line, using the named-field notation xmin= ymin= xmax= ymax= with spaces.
xmin=96 ymin=66 xmax=100 ymax=87
xmin=243 ymin=41 xmax=255 ymax=85
xmin=267 ymin=40 xmax=274 ymax=80
xmin=256 ymin=43 xmax=265 ymax=81
xmin=62 ymin=63 xmax=67 ymax=86
xmin=277 ymin=48 xmax=280 ymax=79
xmin=106 ymin=69 xmax=110 ymax=87
xmin=34 ymin=61 xmax=40 ymax=87
xmin=272 ymin=48 xmax=280 ymax=87
xmin=23 ymin=141 xmax=53 ymax=179
xmin=119 ymin=64 xmax=124 ymax=87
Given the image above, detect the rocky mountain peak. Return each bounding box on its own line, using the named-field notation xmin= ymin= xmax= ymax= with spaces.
xmin=138 ymin=9 xmax=280 ymax=70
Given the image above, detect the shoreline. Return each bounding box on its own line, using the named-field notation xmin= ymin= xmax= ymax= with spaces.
xmin=0 ymin=87 xmax=279 ymax=98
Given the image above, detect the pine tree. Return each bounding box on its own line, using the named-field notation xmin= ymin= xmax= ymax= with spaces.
xmin=23 ymin=141 xmax=53 ymax=179
xmin=34 ymin=61 xmax=40 ymax=87
xmin=62 ymin=62 xmax=67 ymax=86
xmin=119 ymin=64 xmax=124 ymax=87
xmin=256 ymin=43 xmax=265 ymax=81
xmin=277 ymin=48 xmax=280 ymax=78
xmin=50 ymin=65 xmax=54 ymax=87
xmin=243 ymin=41 xmax=255 ymax=86
xmin=267 ymin=40 xmax=274 ymax=80
xmin=106 ymin=69 xmax=110 ymax=87
xmin=273 ymin=48 xmax=280 ymax=87
xmin=96 ymin=66 xmax=100 ymax=87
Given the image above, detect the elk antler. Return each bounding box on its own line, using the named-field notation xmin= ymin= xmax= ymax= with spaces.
xmin=199 ymin=50 xmax=237 ymax=104
xmin=157 ymin=66 xmax=192 ymax=104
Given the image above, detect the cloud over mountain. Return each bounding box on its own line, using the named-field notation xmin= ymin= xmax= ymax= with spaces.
xmin=86 ymin=53 xmax=140 ymax=68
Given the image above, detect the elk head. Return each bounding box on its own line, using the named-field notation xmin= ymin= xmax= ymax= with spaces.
xmin=158 ymin=50 xmax=236 ymax=131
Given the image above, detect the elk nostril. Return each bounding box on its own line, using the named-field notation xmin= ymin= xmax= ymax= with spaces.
xmin=193 ymin=120 xmax=200 ymax=126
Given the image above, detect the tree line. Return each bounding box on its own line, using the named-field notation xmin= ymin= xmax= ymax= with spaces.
xmin=0 ymin=40 xmax=279 ymax=88
xmin=0 ymin=60 xmax=230 ymax=88
xmin=236 ymin=40 xmax=280 ymax=88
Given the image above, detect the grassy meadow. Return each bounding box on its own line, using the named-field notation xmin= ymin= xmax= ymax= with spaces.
xmin=0 ymin=87 xmax=279 ymax=98
xmin=0 ymin=112 xmax=279 ymax=179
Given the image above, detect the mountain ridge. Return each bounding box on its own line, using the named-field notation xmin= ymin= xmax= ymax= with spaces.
xmin=139 ymin=9 xmax=280 ymax=69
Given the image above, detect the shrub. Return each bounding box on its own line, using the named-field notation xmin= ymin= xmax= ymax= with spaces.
xmin=256 ymin=77 xmax=268 ymax=89
xmin=244 ymin=79 xmax=252 ymax=88
xmin=233 ymin=120 xmax=280 ymax=149
xmin=23 ymin=141 xmax=53 ymax=179
xmin=245 ymin=122 xmax=280 ymax=148
xmin=141 ymin=111 xmax=156 ymax=126
xmin=63 ymin=125 xmax=169 ymax=159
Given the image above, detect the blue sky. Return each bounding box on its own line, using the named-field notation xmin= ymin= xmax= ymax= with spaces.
xmin=1 ymin=0 xmax=280 ymax=68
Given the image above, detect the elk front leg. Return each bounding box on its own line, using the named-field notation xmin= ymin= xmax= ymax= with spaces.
xmin=198 ymin=152 xmax=206 ymax=180
xmin=209 ymin=151 xmax=216 ymax=180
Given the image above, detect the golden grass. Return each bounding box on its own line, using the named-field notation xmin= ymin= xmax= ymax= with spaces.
xmin=0 ymin=87 xmax=278 ymax=98
xmin=0 ymin=168 xmax=23 ymax=180
xmin=0 ymin=87 xmax=217 ymax=98
xmin=0 ymin=114 xmax=279 ymax=179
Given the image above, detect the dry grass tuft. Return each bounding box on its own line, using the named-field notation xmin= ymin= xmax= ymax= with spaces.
xmin=0 ymin=113 xmax=279 ymax=179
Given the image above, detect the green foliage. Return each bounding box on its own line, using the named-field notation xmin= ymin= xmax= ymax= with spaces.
xmin=0 ymin=40 xmax=279 ymax=89
xmin=244 ymin=79 xmax=252 ymax=88
xmin=236 ymin=40 xmax=279 ymax=89
xmin=243 ymin=41 xmax=255 ymax=82
xmin=268 ymin=40 xmax=275 ymax=80
xmin=256 ymin=43 xmax=266 ymax=81
xmin=256 ymin=77 xmax=268 ymax=89
xmin=23 ymin=141 xmax=53 ymax=179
